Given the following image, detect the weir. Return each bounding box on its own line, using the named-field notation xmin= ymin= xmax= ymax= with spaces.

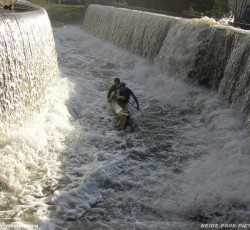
xmin=0 ymin=2 xmax=71 ymax=224
xmin=0 ymin=1 xmax=59 ymax=133
xmin=82 ymin=4 xmax=250 ymax=120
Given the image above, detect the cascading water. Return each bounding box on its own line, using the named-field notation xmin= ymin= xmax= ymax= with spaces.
xmin=46 ymin=23 xmax=250 ymax=229
xmin=2 ymin=2 xmax=250 ymax=229
xmin=0 ymin=1 xmax=71 ymax=227
xmin=83 ymin=4 xmax=250 ymax=119
xmin=0 ymin=2 xmax=59 ymax=131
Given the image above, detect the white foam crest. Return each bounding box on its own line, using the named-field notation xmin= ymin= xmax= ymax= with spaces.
xmin=0 ymin=76 xmax=72 ymax=224
xmin=149 ymin=92 xmax=250 ymax=221
xmin=124 ymin=56 xmax=250 ymax=220
xmin=177 ymin=139 xmax=250 ymax=217
xmin=177 ymin=96 xmax=250 ymax=215
xmin=38 ymin=25 xmax=250 ymax=229
xmin=84 ymin=29 xmax=250 ymax=223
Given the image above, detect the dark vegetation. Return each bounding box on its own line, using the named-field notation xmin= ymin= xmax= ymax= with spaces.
xmin=28 ymin=0 xmax=84 ymax=24
xmin=121 ymin=0 xmax=230 ymax=18
xmin=28 ymin=0 xmax=231 ymax=24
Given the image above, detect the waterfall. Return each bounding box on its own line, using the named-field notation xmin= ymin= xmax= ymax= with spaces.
xmin=82 ymin=4 xmax=250 ymax=119
xmin=0 ymin=1 xmax=59 ymax=133
xmin=0 ymin=1 xmax=71 ymax=222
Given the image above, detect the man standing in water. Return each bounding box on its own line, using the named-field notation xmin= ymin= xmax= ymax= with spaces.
xmin=107 ymin=77 xmax=120 ymax=101
xmin=108 ymin=80 xmax=140 ymax=130
xmin=116 ymin=82 xmax=140 ymax=110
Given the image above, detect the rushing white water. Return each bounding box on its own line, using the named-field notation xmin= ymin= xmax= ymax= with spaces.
xmin=35 ymin=25 xmax=250 ymax=229
xmin=1 ymin=4 xmax=250 ymax=230
xmin=0 ymin=4 xmax=59 ymax=132
xmin=83 ymin=5 xmax=250 ymax=119
xmin=0 ymin=3 xmax=72 ymax=228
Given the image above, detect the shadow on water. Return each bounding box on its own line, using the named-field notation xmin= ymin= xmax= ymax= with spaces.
xmin=44 ymin=23 xmax=250 ymax=230
xmin=56 ymin=99 xmax=202 ymax=229
xmin=123 ymin=98 xmax=199 ymax=165
xmin=41 ymin=24 xmax=202 ymax=229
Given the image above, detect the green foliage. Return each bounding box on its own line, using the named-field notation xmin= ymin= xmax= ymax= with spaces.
xmin=29 ymin=0 xmax=84 ymax=23
xmin=49 ymin=5 xmax=84 ymax=23
xmin=115 ymin=0 xmax=127 ymax=4
xmin=125 ymin=0 xmax=189 ymax=13
xmin=189 ymin=0 xmax=214 ymax=12
xmin=183 ymin=6 xmax=201 ymax=17
xmin=29 ymin=0 xmax=47 ymax=6
xmin=29 ymin=0 xmax=231 ymax=21
xmin=117 ymin=0 xmax=230 ymax=18
xmin=206 ymin=0 xmax=230 ymax=18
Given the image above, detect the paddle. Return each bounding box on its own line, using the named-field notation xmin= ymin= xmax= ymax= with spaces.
xmin=129 ymin=101 xmax=140 ymax=110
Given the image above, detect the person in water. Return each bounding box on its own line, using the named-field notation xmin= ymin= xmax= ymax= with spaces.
xmin=107 ymin=77 xmax=120 ymax=101
xmin=116 ymin=82 xmax=140 ymax=110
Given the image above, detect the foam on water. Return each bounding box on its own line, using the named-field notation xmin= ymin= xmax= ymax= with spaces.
xmin=83 ymin=5 xmax=250 ymax=118
xmin=0 ymin=5 xmax=73 ymax=227
xmin=33 ymin=25 xmax=250 ymax=229
xmin=0 ymin=76 xmax=72 ymax=226
xmin=1 ymin=16 xmax=249 ymax=229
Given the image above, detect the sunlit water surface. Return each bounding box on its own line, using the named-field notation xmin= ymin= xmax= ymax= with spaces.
xmin=41 ymin=24 xmax=250 ymax=229
xmin=1 ymin=23 xmax=250 ymax=230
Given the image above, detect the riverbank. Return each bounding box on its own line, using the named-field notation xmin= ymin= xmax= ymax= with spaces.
xmin=29 ymin=1 xmax=84 ymax=24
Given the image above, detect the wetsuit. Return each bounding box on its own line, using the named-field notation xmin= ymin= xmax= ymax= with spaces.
xmin=107 ymin=84 xmax=119 ymax=100
xmin=116 ymin=87 xmax=139 ymax=109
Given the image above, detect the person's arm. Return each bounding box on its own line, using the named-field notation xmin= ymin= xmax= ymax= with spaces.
xmin=107 ymin=85 xmax=115 ymax=100
xmin=108 ymin=92 xmax=116 ymax=102
xmin=129 ymin=89 xmax=140 ymax=110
